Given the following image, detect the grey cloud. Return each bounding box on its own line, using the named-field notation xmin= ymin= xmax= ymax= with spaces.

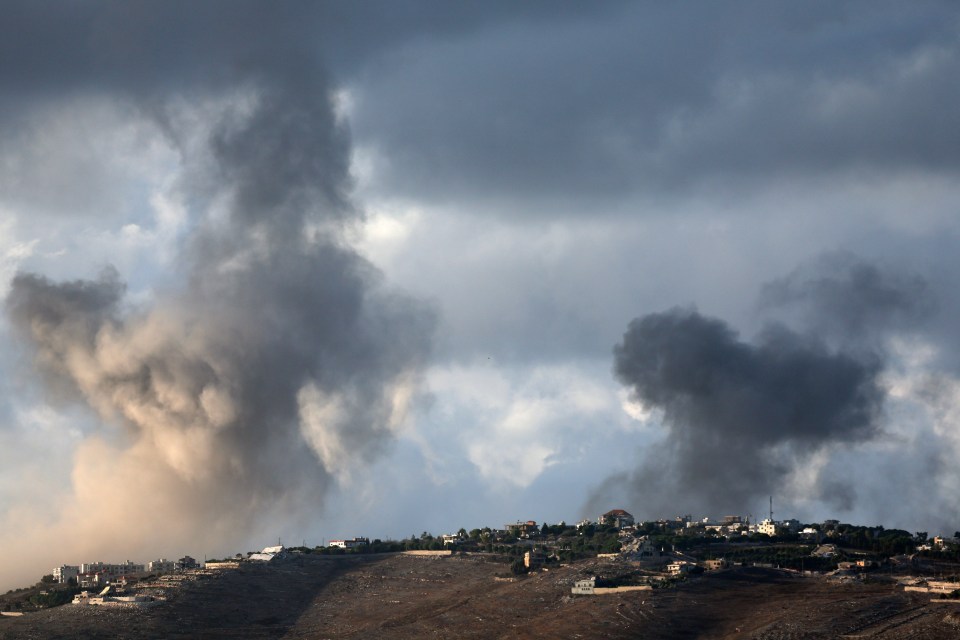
xmin=349 ymin=1 xmax=960 ymax=209
xmin=598 ymin=308 xmax=883 ymax=516
xmin=0 ymin=0 xmax=617 ymax=221
xmin=10 ymin=2 xmax=959 ymax=219
xmin=759 ymin=252 xmax=935 ymax=346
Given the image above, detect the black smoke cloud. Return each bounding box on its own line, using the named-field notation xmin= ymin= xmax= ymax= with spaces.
xmin=2 ymin=1 xmax=433 ymax=556
xmin=596 ymin=308 xmax=884 ymax=517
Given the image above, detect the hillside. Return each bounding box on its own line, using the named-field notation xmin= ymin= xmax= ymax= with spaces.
xmin=1 ymin=553 xmax=959 ymax=639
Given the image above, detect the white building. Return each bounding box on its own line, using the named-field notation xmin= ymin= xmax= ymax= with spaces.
xmin=148 ymin=559 xmax=175 ymax=573
xmin=53 ymin=565 xmax=79 ymax=584
xmin=249 ymin=545 xmax=287 ymax=562
xmin=328 ymin=537 xmax=369 ymax=549
xmin=571 ymin=577 xmax=596 ymax=595
xmin=757 ymin=519 xmax=778 ymax=536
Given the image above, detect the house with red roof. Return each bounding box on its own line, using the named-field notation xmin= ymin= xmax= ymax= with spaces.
xmin=600 ymin=509 xmax=635 ymax=529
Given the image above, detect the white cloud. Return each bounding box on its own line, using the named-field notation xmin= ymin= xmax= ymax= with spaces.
xmin=424 ymin=362 xmax=618 ymax=488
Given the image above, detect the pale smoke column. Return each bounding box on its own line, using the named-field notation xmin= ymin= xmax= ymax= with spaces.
xmin=4 ymin=44 xmax=433 ymax=564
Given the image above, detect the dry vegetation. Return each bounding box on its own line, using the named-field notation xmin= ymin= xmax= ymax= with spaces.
xmin=2 ymin=553 xmax=959 ymax=639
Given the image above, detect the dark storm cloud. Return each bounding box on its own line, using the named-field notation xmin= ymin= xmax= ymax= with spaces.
xmin=348 ymin=1 xmax=960 ymax=208
xmin=2 ymin=0 xmax=433 ymax=540
xmin=0 ymin=0 xmax=614 ymax=99
xmin=8 ymin=1 xmax=958 ymax=215
xmin=0 ymin=0 xmax=626 ymax=220
xmin=597 ymin=308 xmax=883 ymax=516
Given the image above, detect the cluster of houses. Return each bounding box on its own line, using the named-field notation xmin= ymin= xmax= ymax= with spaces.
xmin=45 ymin=509 xmax=959 ymax=599
xmin=431 ymin=509 xmax=810 ymax=547
xmin=319 ymin=508 xmax=836 ymax=554
xmin=918 ymin=536 xmax=960 ymax=552
xmin=52 ymin=557 xmax=199 ymax=588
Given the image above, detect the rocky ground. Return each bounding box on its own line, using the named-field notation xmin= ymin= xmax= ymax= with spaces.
xmin=1 ymin=553 xmax=959 ymax=639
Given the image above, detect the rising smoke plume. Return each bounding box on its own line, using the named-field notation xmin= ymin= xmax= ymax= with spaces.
xmin=589 ymin=307 xmax=885 ymax=518
xmin=759 ymin=252 xmax=935 ymax=349
xmin=0 ymin=3 xmax=432 ymax=585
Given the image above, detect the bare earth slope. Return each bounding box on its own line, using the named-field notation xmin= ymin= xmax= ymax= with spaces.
xmin=2 ymin=554 xmax=958 ymax=639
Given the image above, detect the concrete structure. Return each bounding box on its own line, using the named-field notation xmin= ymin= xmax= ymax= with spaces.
xmin=75 ymin=561 xmax=146 ymax=588
xmin=667 ymin=561 xmax=695 ymax=576
xmin=402 ymin=550 xmax=452 ymax=557
xmin=249 ymin=545 xmax=287 ymax=562
xmin=328 ymin=537 xmax=370 ymax=549
xmin=596 ymin=585 xmax=652 ymax=594
xmin=933 ymin=536 xmax=959 ymax=549
xmin=53 ymin=565 xmax=79 ymax=584
xmin=72 ymin=588 xmax=155 ymax=606
xmin=622 ymin=536 xmax=661 ymax=561
xmin=441 ymin=533 xmax=465 ymax=546
xmin=505 ymin=521 xmax=539 ymax=537
xmin=702 ymin=559 xmax=730 ymax=571
xmin=148 ymin=559 xmax=175 ymax=573
xmin=571 ymin=577 xmax=596 ymax=595
xmin=571 ymin=576 xmax=652 ymax=595
xmin=758 ymin=519 xmax=779 ymax=536
xmin=175 ymin=556 xmax=199 ymax=571
xmin=600 ymin=509 xmax=635 ymax=529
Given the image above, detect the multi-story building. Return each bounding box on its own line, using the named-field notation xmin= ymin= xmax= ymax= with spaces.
xmin=148 ymin=559 xmax=175 ymax=573
xmin=758 ymin=519 xmax=779 ymax=536
xmin=52 ymin=565 xmax=79 ymax=584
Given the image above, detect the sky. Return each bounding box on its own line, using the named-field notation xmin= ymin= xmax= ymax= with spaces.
xmin=2 ymin=0 xmax=960 ymax=589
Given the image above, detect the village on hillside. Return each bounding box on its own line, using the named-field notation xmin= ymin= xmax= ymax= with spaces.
xmin=2 ymin=506 xmax=959 ymax=615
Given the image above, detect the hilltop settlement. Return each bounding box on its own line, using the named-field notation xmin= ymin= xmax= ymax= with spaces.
xmin=2 ymin=506 xmax=959 ymax=618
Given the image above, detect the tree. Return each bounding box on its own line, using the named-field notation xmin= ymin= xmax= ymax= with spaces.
xmin=510 ymin=559 xmax=528 ymax=575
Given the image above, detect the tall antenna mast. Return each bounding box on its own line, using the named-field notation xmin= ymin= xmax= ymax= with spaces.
xmin=769 ymin=496 xmax=773 ymax=521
